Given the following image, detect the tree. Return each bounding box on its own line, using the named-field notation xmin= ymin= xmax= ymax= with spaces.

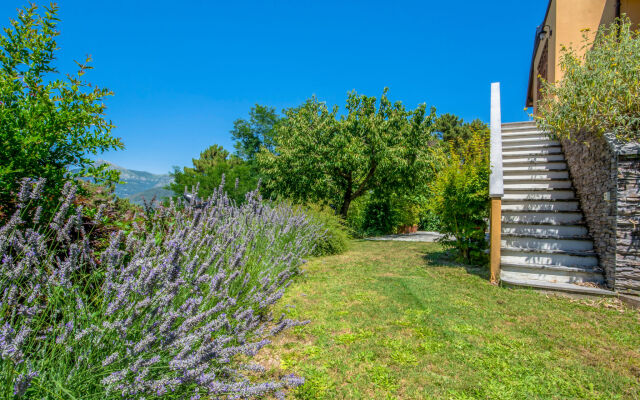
xmin=169 ymin=144 xmax=256 ymax=203
xmin=434 ymin=113 xmax=486 ymax=144
xmin=258 ymin=89 xmax=436 ymax=218
xmin=427 ymin=129 xmax=490 ymax=264
xmin=230 ymin=104 xmax=279 ymax=163
xmin=0 ymin=3 xmax=123 ymax=209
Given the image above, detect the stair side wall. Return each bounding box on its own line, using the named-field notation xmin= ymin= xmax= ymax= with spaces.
xmin=616 ymin=153 xmax=640 ymax=294
xmin=559 ymin=132 xmax=618 ymax=288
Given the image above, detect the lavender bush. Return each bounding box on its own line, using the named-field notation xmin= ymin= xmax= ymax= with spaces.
xmin=0 ymin=178 xmax=318 ymax=398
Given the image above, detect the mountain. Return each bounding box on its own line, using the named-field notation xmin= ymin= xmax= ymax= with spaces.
xmin=96 ymin=160 xmax=174 ymax=204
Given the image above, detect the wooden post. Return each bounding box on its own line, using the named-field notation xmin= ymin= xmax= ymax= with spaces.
xmin=489 ymin=82 xmax=503 ymax=284
xmin=490 ymin=197 xmax=502 ymax=284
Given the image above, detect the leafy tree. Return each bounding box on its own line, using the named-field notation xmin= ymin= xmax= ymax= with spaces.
xmin=169 ymin=144 xmax=257 ymax=203
xmin=538 ymin=16 xmax=640 ymax=142
xmin=427 ymin=129 xmax=490 ymax=264
xmin=434 ymin=113 xmax=487 ymax=144
xmin=230 ymin=104 xmax=279 ymax=162
xmin=258 ymin=89 xmax=436 ymax=218
xmin=0 ymin=3 xmax=123 ymax=210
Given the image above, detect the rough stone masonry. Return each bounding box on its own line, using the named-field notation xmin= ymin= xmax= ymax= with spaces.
xmin=560 ymin=131 xmax=640 ymax=295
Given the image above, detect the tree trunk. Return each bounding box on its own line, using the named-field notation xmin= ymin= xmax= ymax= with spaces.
xmin=340 ymin=178 xmax=353 ymax=218
xmin=340 ymin=197 xmax=351 ymax=219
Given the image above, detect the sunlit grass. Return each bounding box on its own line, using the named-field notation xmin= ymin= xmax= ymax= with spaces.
xmin=261 ymin=240 xmax=640 ymax=399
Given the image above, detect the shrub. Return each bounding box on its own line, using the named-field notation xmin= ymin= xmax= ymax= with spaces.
xmin=0 ymin=179 xmax=318 ymax=398
xmin=538 ymin=16 xmax=640 ymax=142
xmin=0 ymin=4 xmax=123 ymax=215
xmin=304 ymin=205 xmax=349 ymax=257
xmin=427 ymin=131 xmax=490 ymax=265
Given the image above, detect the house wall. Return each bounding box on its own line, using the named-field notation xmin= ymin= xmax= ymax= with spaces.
xmin=621 ymin=0 xmax=640 ymax=25
xmin=530 ymin=0 xmax=631 ymax=111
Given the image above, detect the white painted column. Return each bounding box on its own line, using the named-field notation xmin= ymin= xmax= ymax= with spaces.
xmin=490 ymin=82 xmax=503 ymax=198
xmin=489 ymin=82 xmax=503 ymax=284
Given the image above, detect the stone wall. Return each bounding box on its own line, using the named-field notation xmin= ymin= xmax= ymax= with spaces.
xmin=615 ymin=146 xmax=640 ymax=294
xmin=560 ymin=133 xmax=618 ymax=287
xmin=560 ymin=133 xmax=640 ymax=294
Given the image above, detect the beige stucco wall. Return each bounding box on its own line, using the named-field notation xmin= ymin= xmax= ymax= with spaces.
xmin=622 ymin=0 xmax=640 ymax=26
xmin=530 ymin=0 xmax=638 ymax=111
xmin=554 ymin=0 xmax=616 ymax=82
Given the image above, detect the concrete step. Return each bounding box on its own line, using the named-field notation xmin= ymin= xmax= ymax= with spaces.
xmin=503 ymin=189 xmax=576 ymax=200
xmin=502 ymin=132 xmax=550 ymax=141
xmin=502 ymin=210 xmax=583 ymax=224
xmin=502 ymin=231 xmax=589 ymax=240
xmin=501 ymin=200 xmax=580 ymax=212
xmin=502 ymin=147 xmax=563 ymax=157
xmin=502 ymin=137 xmax=556 ymax=145
xmin=502 ymin=154 xmax=566 ymax=163
xmin=502 ymin=142 xmax=561 ymax=150
xmin=501 ymin=236 xmax=593 ymax=251
xmin=501 ymin=247 xmax=598 ymax=268
xmin=502 ymin=223 xmax=588 ymax=237
xmin=500 ymin=276 xmax=615 ymax=296
xmin=501 ymin=123 xmax=538 ymax=132
xmin=503 ymin=179 xmax=573 ymax=190
xmin=503 ymin=161 xmax=568 ymax=171
xmin=502 ymin=121 xmax=537 ymax=128
xmin=503 ymin=170 xmax=569 ymax=180
xmin=501 ymin=263 xmax=604 ymax=284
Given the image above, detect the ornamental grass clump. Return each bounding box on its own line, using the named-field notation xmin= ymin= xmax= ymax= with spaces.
xmin=0 ymin=178 xmax=318 ymax=399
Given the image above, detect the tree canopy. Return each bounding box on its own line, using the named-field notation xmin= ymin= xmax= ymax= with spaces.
xmin=230 ymin=104 xmax=279 ymax=163
xmin=0 ymin=3 xmax=123 ymax=209
xmin=169 ymin=144 xmax=256 ymax=203
xmin=258 ymin=89 xmax=436 ymax=217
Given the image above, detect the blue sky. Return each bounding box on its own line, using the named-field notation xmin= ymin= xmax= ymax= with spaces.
xmin=1 ymin=1 xmax=546 ymax=174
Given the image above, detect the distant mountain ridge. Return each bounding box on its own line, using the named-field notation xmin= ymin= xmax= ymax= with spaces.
xmin=96 ymin=160 xmax=174 ymax=204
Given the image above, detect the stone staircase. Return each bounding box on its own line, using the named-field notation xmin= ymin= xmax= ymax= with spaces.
xmin=498 ymin=121 xmax=614 ymax=295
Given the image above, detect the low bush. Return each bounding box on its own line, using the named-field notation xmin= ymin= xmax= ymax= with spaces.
xmin=427 ymin=131 xmax=490 ymax=265
xmin=0 ymin=179 xmax=318 ymax=398
xmin=304 ymin=205 xmax=349 ymax=257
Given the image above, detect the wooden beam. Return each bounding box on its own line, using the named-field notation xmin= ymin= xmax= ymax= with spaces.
xmin=490 ymin=197 xmax=502 ymax=284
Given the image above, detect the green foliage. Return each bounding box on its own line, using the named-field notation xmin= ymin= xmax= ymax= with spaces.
xmin=303 ymin=204 xmax=349 ymax=257
xmin=434 ymin=113 xmax=488 ymax=145
xmin=538 ymin=16 xmax=640 ymax=142
xmin=0 ymin=3 xmax=123 ymax=211
xmin=427 ymin=129 xmax=490 ymax=265
xmin=169 ymin=144 xmax=257 ymax=203
xmin=231 ymin=104 xmax=279 ymax=162
xmin=258 ymin=88 xmax=436 ymax=218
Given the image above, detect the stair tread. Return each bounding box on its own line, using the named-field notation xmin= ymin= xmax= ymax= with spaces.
xmin=501 ymin=232 xmax=591 ymax=240
xmin=501 ymin=261 xmax=603 ymax=274
xmin=500 ymin=277 xmax=615 ymax=296
xmin=503 ymin=177 xmax=570 ymax=181
xmin=501 ymin=199 xmax=579 ymax=203
xmin=501 ymin=220 xmax=586 ymax=226
xmin=504 ymin=187 xmax=575 ymax=192
xmin=501 ymin=246 xmax=596 ymax=257
xmin=503 ymin=167 xmax=568 ymax=171
xmin=502 ymin=210 xmax=582 ymax=214
xmin=503 ymin=144 xmax=562 ymax=150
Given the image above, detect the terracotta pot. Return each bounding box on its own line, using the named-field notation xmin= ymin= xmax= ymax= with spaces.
xmin=397 ymin=225 xmax=418 ymax=234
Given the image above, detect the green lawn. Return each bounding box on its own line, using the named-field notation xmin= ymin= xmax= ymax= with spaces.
xmin=260 ymin=240 xmax=640 ymax=399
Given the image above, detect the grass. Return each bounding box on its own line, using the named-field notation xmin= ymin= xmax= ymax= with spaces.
xmin=259 ymin=240 xmax=640 ymax=399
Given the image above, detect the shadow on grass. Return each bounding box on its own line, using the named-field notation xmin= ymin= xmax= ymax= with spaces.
xmin=421 ymin=247 xmax=490 ymax=281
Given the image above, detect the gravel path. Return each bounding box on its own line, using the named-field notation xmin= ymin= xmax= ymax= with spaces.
xmin=367 ymin=231 xmax=443 ymax=242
